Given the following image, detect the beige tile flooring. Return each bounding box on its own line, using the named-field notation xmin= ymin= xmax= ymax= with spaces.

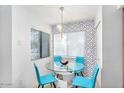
xmin=35 ymin=85 xmax=73 ymax=88
xmin=34 ymin=83 xmax=73 ymax=88
xmin=34 ymin=81 xmax=99 ymax=88
xmin=34 ymin=80 xmax=73 ymax=88
xmin=34 ymin=74 xmax=100 ymax=88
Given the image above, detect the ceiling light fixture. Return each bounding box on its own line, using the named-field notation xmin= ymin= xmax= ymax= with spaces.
xmin=60 ymin=6 xmax=64 ymax=39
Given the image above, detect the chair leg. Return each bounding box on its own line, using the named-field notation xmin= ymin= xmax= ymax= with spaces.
xmin=75 ymin=86 xmax=78 ymax=88
xmin=74 ymin=73 xmax=76 ymax=76
xmin=53 ymin=82 xmax=56 ymax=88
xmin=38 ymin=84 xmax=40 ymax=88
xmin=77 ymin=73 xmax=79 ymax=76
xmin=42 ymin=85 xmax=44 ymax=88
xmin=57 ymin=74 xmax=59 ymax=78
xmin=73 ymin=86 xmax=78 ymax=88
xmin=74 ymin=73 xmax=80 ymax=76
xmin=81 ymin=72 xmax=83 ymax=76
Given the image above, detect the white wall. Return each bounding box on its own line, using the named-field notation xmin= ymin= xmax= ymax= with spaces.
xmin=12 ymin=6 xmax=52 ymax=87
xmin=95 ymin=6 xmax=102 ymax=88
xmin=102 ymin=6 xmax=123 ymax=87
xmin=0 ymin=6 xmax=12 ymax=86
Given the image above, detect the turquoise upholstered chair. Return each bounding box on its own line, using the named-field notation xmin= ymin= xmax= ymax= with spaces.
xmin=76 ymin=57 xmax=85 ymax=64
xmin=34 ymin=63 xmax=57 ymax=88
xmin=54 ymin=56 xmax=62 ymax=66
xmin=74 ymin=57 xmax=85 ymax=76
xmin=72 ymin=64 xmax=99 ymax=88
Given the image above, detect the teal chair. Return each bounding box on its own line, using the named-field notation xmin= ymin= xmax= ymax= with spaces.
xmin=72 ymin=64 xmax=99 ymax=88
xmin=54 ymin=56 xmax=62 ymax=66
xmin=76 ymin=57 xmax=85 ymax=64
xmin=34 ymin=63 xmax=57 ymax=88
xmin=74 ymin=57 xmax=85 ymax=76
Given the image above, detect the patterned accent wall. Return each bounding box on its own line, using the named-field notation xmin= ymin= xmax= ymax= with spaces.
xmin=52 ymin=20 xmax=96 ymax=77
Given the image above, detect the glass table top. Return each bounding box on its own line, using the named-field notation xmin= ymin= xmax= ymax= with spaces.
xmin=46 ymin=61 xmax=84 ymax=73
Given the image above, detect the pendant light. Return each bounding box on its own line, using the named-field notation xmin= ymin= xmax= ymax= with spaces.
xmin=60 ymin=6 xmax=64 ymax=39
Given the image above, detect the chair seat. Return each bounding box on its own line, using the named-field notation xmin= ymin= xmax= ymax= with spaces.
xmin=72 ymin=76 xmax=93 ymax=88
xmin=74 ymin=70 xmax=82 ymax=73
xmin=40 ymin=74 xmax=57 ymax=85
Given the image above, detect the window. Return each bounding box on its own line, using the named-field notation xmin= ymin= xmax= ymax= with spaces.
xmin=54 ymin=32 xmax=85 ymax=57
xmin=31 ymin=28 xmax=50 ymax=60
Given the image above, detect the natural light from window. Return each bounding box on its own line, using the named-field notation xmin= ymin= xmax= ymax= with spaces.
xmin=54 ymin=32 xmax=85 ymax=57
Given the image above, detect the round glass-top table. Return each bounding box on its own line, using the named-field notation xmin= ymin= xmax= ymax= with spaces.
xmin=46 ymin=61 xmax=84 ymax=88
xmin=46 ymin=61 xmax=84 ymax=73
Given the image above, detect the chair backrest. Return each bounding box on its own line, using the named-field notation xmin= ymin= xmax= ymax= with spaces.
xmin=91 ymin=64 xmax=99 ymax=88
xmin=54 ymin=56 xmax=62 ymax=62
xmin=54 ymin=56 xmax=62 ymax=66
xmin=34 ymin=63 xmax=41 ymax=84
xmin=75 ymin=56 xmax=85 ymax=64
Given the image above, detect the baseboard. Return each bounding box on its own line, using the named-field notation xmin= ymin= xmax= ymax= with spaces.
xmin=0 ymin=83 xmax=12 ymax=88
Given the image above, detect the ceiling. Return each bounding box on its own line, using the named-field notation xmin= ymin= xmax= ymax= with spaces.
xmin=25 ymin=5 xmax=98 ymax=25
